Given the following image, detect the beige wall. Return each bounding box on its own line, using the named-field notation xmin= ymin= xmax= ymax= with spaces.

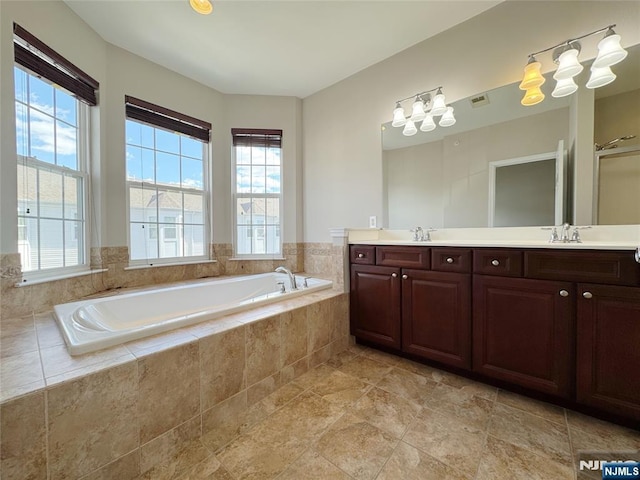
xmin=302 ymin=1 xmax=640 ymax=241
xmin=385 ymin=108 xmax=569 ymax=229
xmin=0 ymin=1 xmax=304 ymax=256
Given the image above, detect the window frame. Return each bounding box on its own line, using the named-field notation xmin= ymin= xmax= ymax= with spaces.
xmin=231 ymin=129 xmax=284 ymax=259
xmin=125 ymin=117 xmax=211 ymax=267
xmin=15 ymin=66 xmax=91 ymax=280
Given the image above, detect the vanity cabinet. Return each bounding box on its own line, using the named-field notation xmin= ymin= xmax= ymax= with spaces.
xmin=349 ymin=243 xmax=640 ymax=424
xmin=350 ymin=264 xmax=401 ymax=349
xmin=472 ymin=275 xmax=574 ymax=398
xmin=349 ymin=246 xmax=471 ymax=367
xmin=576 ymin=283 xmax=640 ymax=420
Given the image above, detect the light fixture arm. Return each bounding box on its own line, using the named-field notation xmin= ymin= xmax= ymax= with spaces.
xmin=394 ymin=86 xmax=442 ymax=105
xmin=526 ymin=24 xmax=616 ymax=58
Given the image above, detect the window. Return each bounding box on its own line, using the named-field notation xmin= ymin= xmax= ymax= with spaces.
xmin=13 ymin=24 xmax=98 ymax=275
xmin=232 ymin=129 xmax=282 ymax=256
xmin=125 ymin=96 xmax=211 ymax=264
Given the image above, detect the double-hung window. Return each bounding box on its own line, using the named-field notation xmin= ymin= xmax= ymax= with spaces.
xmin=125 ymin=96 xmax=211 ymax=264
xmin=13 ymin=24 xmax=98 ymax=276
xmin=232 ymin=129 xmax=283 ymax=257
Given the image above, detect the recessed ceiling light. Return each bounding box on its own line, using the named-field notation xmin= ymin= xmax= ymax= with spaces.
xmin=190 ymin=0 xmax=213 ymax=15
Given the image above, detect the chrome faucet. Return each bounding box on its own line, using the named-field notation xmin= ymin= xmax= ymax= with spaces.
xmin=275 ymin=266 xmax=298 ymax=291
xmin=561 ymin=223 xmax=571 ymax=243
xmin=411 ymin=227 xmax=424 ymax=242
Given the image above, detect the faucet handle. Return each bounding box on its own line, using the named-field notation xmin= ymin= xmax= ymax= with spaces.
xmin=277 ymin=281 xmax=286 ymax=293
xmin=541 ymin=226 xmax=559 ymax=243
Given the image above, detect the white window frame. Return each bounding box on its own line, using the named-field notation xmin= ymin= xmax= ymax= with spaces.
xmin=125 ymin=119 xmax=210 ymax=267
xmin=15 ymin=66 xmax=91 ymax=281
xmin=231 ymin=135 xmax=283 ymax=259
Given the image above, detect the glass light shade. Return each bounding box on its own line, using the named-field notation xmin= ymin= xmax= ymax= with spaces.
xmin=553 ymin=49 xmax=583 ymax=80
xmin=593 ymin=34 xmax=627 ymax=68
xmin=410 ymin=99 xmax=426 ymax=122
xmin=392 ymin=105 xmax=407 ymax=127
xmin=519 ymin=61 xmax=545 ymax=90
xmin=420 ymin=114 xmax=436 ymax=132
xmin=190 ymin=0 xmax=213 ymax=14
xmin=402 ymin=119 xmax=417 ymax=136
xmin=551 ymin=77 xmax=578 ymax=98
xmin=521 ymin=86 xmax=545 ymax=106
xmin=438 ymin=107 xmax=456 ymax=127
xmin=586 ymin=66 xmax=616 ymax=89
xmin=430 ymin=93 xmax=447 ymax=116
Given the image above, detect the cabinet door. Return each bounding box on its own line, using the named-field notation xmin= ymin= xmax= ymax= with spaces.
xmin=473 ymin=275 xmax=574 ymax=397
xmin=350 ymin=264 xmax=401 ymax=349
xmin=402 ymin=270 xmax=471 ymax=368
xmin=577 ymin=284 xmax=640 ymax=420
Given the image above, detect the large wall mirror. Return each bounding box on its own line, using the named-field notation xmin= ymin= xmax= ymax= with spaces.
xmin=382 ymin=43 xmax=639 ymax=229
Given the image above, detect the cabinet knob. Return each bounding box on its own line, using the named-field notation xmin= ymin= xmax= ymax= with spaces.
xmin=391 ymin=273 xmax=397 ymax=278
xmin=559 ymin=290 xmax=569 ymax=297
xmin=358 ymin=253 xmax=364 ymax=258
xmin=446 ymin=257 xmax=454 ymax=264
xmin=582 ymin=291 xmax=593 ymax=299
xmin=402 ymin=274 xmax=408 ymax=280
xmin=491 ymin=259 xmax=500 ymax=266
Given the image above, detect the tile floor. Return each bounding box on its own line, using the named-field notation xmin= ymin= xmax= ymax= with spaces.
xmin=135 ymin=344 xmax=640 ymax=480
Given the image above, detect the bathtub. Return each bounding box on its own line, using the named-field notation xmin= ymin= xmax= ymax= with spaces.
xmin=54 ymin=272 xmax=332 ymax=355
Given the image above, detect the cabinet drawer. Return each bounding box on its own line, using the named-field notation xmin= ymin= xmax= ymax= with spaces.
xmin=350 ymin=245 xmax=375 ymax=265
xmin=525 ymin=250 xmax=640 ymax=286
xmin=431 ymin=248 xmax=472 ymax=273
xmin=473 ymin=249 xmax=523 ymax=277
xmin=376 ymin=246 xmax=430 ymax=269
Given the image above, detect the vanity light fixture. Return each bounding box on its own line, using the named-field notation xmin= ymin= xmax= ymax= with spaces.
xmin=190 ymin=0 xmax=213 ymax=15
xmin=393 ymin=86 xmax=456 ymax=136
xmin=520 ymin=24 xmax=628 ymax=105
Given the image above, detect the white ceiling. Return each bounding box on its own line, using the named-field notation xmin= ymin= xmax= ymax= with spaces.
xmin=64 ymin=0 xmax=501 ymax=98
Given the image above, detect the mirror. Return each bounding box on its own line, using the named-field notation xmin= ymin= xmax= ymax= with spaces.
xmin=382 ymin=43 xmax=639 ymax=229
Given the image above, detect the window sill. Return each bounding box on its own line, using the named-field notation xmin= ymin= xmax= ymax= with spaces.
xmin=228 ymin=257 xmax=286 ymax=261
xmin=124 ymin=259 xmax=217 ymax=271
xmin=15 ymin=268 xmax=108 ymax=287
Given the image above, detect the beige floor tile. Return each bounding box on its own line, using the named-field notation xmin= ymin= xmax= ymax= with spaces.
xmin=80 ymin=451 xmax=140 ymax=480
xmin=567 ymin=410 xmax=640 ymax=451
xmin=349 ymin=387 xmax=420 ymax=438
xmin=139 ymin=439 xmax=211 ymax=480
xmin=476 ymin=435 xmax=575 ymax=480
xmin=424 ymin=382 xmax=494 ymax=430
xmin=337 ymin=355 xmax=393 ymax=385
xmin=488 ymin=403 xmax=572 ymax=466
xmin=292 ymin=364 xmax=336 ymax=390
xmin=377 ymin=441 xmax=472 ymax=480
xmin=277 ymin=449 xmax=351 ymax=480
xmin=326 ymin=349 xmax=358 ymax=368
xmin=376 ymin=367 xmax=437 ymax=404
xmin=403 ymin=407 xmax=486 ymax=477
xmin=438 ymin=372 xmax=498 ymax=401
xmin=176 ymin=454 xmax=235 ymax=480
xmin=309 ymin=369 xmax=371 ymax=408
xmin=497 ymin=389 xmax=566 ymax=425
xmin=315 ymin=412 xmax=398 ymax=480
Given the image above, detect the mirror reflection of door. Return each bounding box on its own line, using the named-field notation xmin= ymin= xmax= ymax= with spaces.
xmin=596 ymin=147 xmax=640 ymax=225
xmin=489 ymin=140 xmax=565 ymax=227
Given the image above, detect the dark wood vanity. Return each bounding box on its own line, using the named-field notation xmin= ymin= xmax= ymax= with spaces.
xmin=350 ymin=244 xmax=640 ymax=425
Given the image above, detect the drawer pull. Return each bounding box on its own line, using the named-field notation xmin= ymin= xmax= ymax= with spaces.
xmin=391 ymin=273 xmax=397 ymax=278
xmin=446 ymin=257 xmax=454 ymax=264
xmin=402 ymin=274 xmax=408 ymax=280
xmin=583 ymin=291 xmax=593 ymax=299
xmin=559 ymin=290 xmax=569 ymax=297
xmin=491 ymin=259 xmax=500 ymax=267
xmin=358 ymin=253 xmax=365 ymax=258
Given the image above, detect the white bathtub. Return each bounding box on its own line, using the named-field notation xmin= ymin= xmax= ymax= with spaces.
xmin=54 ymin=272 xmax=332 ymax=355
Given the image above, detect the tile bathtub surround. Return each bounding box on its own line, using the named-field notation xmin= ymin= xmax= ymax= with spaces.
xmin=0 ymin=289 xmax=349 ymax=480
xmin=0 ymin=243 xmax=308 ymax=320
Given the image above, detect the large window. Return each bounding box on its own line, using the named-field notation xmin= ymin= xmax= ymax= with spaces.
xmin=125 ymin=96 xmax=211 ymax=264
xmin=14 ymin=24 xmax=97 ymax=275
xmin=232 ymin=129 xmax=282 ymax=256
